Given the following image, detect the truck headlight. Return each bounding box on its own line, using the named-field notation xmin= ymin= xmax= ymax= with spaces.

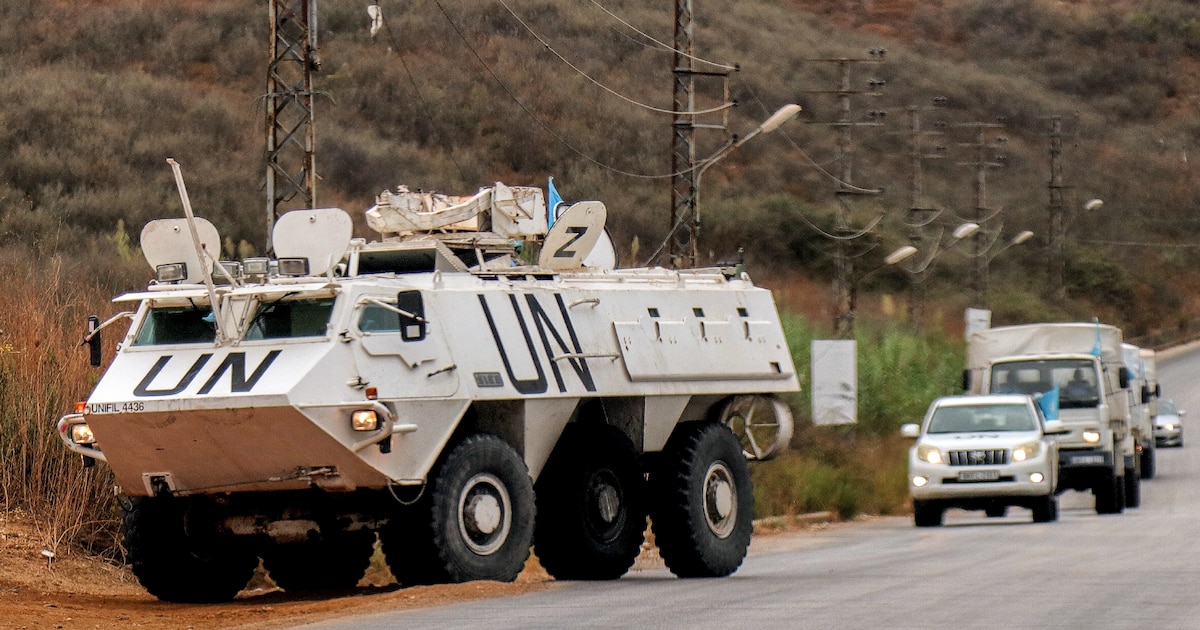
xmin=1011 ymin=441 xmax=1041 ymax=462
xmin=916 ymin=444 xmax=943 ymax=465
xmin=1082 ymin=430 xmax=1101 ymax=444
xmin=351 ymin=410 xmax=379 ymax=432
xmin=71 ymin=423 xmax=97 ymax=445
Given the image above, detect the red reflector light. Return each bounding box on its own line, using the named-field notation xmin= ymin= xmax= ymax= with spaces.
xmin=74 ymin=402 xmax=87 ymax=413
xmin=366 ymin=387 xmax=378 ymax=400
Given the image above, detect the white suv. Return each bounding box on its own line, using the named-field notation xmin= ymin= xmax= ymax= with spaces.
xmin=901 ymin=394 xmax=1066 ymax=527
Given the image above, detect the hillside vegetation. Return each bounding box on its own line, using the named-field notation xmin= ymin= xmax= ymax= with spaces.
xmin=1 ymin=0 xmax=1199 ymax=548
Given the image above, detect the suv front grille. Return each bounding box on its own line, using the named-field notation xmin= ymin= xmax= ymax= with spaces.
xmin=948 ymin=449 xmax=1009 ymax=466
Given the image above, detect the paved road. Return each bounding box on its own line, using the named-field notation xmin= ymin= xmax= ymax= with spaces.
xmin=294 ymin=346 xmax=1200 ymax=630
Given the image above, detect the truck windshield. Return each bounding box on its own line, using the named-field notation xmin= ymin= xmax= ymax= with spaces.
xmin=927 ymin=404 xmax=1037 ymax=433
xmin=133 ymin=306 xmax=216 ymax=345
xmin=991 ymin=359 xmax=1100 ymax=409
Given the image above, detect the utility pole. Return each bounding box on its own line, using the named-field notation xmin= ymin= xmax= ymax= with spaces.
xmin=904 ymin=99 xmax=948 ymax=328
xmin=265 ymin=0 xmax=319 ymax=250
xmin=806 ymin=51 xmax=886 ymax=338
xmin=956 ymin=121 xmax=1006 ymax=308
xmin=669 ymin=0 xmax=729 ymax=268
xmin=1045 ymin=116 xmax=1069 ymax=302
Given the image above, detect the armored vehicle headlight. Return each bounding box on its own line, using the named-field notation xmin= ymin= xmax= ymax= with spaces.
xmin=1011 ymin=441 xmax=1041 ymax=462
xmin=1082 ymin=430 xmax=1101 ymax=444
xmin=351 ymin=410 xmax=380 ymax=432
xmin=155 ymin=262 xmax=187 ymax=284
xmin=916 ymin=444 xmax=943 ymax=465
xmin=243 ymin=257 xmax=271 ymax=278
xmin=71 ymin=423 xmax=96 ymax=445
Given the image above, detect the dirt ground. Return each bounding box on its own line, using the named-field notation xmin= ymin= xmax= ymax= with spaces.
xmin=0 ymin=510 xmax=834 ymax=630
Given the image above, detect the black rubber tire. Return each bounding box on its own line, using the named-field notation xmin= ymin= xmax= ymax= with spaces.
xmin=649 ymin=422 xmax=753 ymax=578
xmin=385 ymin=434 xmax=535 ymax=585
xmin=1095 ymin=468 xmax=1125 ymax=515
xmin=984 ymin=505 xmax=1008 ymax=518
xmin=534 ymin=424 xmax=647 ymax=580
xmin=1141 ymin=442 xmax=1157 ymax=480
xmin=1124 ymin=464 xmax=1141 ymax=508
xmin=262 ymin=530 xmax=375 ymax=593
xmin=912 ymin=500 xmax=944 ymax=527
xmin=121 ymin=497 xmax=258 ymax=603
xmin=1031 ymin=495 xmax=1058 ymax=523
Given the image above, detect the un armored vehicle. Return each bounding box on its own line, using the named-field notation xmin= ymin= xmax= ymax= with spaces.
xmin=58 ymin=181 xmax=799 ymax=602
xmin=902 ymin=394 xmax=1066 ymax=526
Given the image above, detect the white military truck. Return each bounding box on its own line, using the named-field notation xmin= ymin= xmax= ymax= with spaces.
xmin=1122 ymin=343 xmax=1157 ymax=480
xmin=964 ymin=322 xmax=1136 ymax=514
xmin=57 ymin=180 xmax=799 ymax=602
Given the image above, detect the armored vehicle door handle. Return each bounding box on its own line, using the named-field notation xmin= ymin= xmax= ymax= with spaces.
xmin=568 ymin=298 xmax=600 ymax=309
xmin=427 ymin=363 xmax=457 ymax=377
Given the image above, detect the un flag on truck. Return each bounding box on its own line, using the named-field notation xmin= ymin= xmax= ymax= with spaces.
xmin=547 ymin=177 xmax=564 ymax=228
xmin=1038 ymin=386 xmax=1060 ymax=421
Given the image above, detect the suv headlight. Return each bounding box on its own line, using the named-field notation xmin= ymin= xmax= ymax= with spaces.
xmin=1011 ymin=440 xmax=1041 ymax=462
xmin=916 ymin=443 xmax=943 ymax=465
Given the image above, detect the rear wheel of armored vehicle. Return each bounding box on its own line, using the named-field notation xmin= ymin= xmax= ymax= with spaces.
xmin=262 ymin=530 xmax=375 ymax=593
xmin=912 ymin=500 xmax=944 ymax=527
xmin=1031 ymin=495 xmax=1059 ymax=523
xmin=534 ymin=423 xmax=647 ymax=580
xmin=1094 ymin=469 xmax=1125 ymax=515
xmin=383 ymin=434 xmax=535 ymax=585
xmin=121 ymin=497 xmax=258 ymax=603
xmin=649 ymin=421 xmax=753 ymax=578
xmin=1124 ymin=464 xmax=1141 ymax=508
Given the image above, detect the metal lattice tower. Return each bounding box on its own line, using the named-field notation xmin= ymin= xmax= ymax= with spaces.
xmin=669 ymin=0 xmax=696 ymax=268
xmin=265 ymin=0 xmax=319 ymax=250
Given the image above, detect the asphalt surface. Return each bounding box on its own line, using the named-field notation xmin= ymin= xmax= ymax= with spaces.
xmin=293 ymin=344 xmax=1200 ymax=630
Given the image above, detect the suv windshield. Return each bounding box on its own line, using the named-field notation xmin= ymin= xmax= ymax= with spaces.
xmin=927 ymin=403 xmax=1037 ymax=434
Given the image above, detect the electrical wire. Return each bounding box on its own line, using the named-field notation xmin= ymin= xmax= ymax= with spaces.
xmin=496 ymin=0 xmax=733 ymax=116
xmin=584 ymin=0 xmax=737 ymax=71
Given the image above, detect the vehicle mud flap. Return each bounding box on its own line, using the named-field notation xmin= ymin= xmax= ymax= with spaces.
xmin=1124 ymin=464 xmax=1141 ymax=508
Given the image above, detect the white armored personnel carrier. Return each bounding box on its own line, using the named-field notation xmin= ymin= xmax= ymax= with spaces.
xmin=58 ymin=180 xmax=799 ymax=602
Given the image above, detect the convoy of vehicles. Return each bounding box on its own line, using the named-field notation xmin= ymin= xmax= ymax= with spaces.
xmin=963 ymin=322 xmax=1138 ymax=514
xmin=902 ymin=394 xmax=1066 ymax=526
xmin=57 ymin=182 xmax=800 ymax=602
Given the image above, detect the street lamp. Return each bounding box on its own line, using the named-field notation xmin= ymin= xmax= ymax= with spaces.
xmin=1052 ymin=198 xmax=1102 ymax=300
xmin=972 ymin=228 xmax=1036 ymax=307
xmin=648 ymin=104 xmax=803 ymax=267
xmin=905 ymin=222 xmax=978 ymax=328
xmin=846 ymin=245 xmax=918 ymax=333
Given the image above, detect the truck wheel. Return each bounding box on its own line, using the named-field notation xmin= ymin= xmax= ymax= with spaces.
xmin=1124 ymin=464 xmax=1141 ymax=508
xmin=1141 ymin=443 xmax=1156 ymax=480
xmin=1031 ymin=495 xmax=1058 ymax=523
xmin=649 ymin=421 xmax=753 ymax=578
xmin=1094 ymin=470 xmax=1125 ymax=515
xmin=121 ymin=497 xmax=257 ymax=603
xmin=390 ymin=434 xmax=535 ymax=585
xmin=534 ymin=424 xmax=647 ymax=580
xmin=262 ymin=530 xmax=375 ymax=592
xmin=912 ymin=500 xmax=944 ymax=527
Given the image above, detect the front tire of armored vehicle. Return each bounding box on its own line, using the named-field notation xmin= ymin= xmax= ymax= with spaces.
xmin=262 ymin=529 xmax=375 ymax=593
xmin=649 ymin=421 xmax=753 ymax=578
xmin=912 ymin=500 xmax=944 ymax=527
xmin=534 ymin=423 xmax=647 ymax=580
xmin=121 ymin=497 xmax=258 ymax=603
xmin=381 ymin=434 xmax=535 ymax=586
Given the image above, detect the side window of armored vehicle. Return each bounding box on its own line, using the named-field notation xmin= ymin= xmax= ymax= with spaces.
xmin=244 ymin=298 xmax=335 ymax=340
xmin=133 ymin=306 xmax=217 ymax=345
xmin=359 ymin=304 xmax=400 ymax=333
